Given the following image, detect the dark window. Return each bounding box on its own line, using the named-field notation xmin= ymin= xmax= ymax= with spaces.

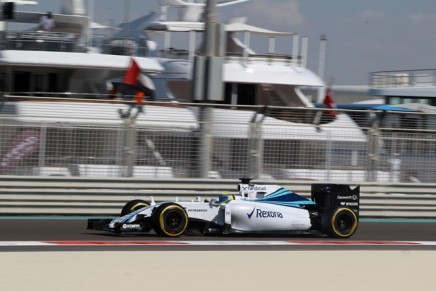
xmin=223 ymin=83 xmax=256 ymax=105
xmin=48 ymin=73 xmax=59 ymax=92
xmin=13 ymin=71 xmax=31 ymax=93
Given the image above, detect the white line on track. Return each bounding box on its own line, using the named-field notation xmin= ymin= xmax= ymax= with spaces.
xmin=2 ymin=240 xmax=436 ymax=246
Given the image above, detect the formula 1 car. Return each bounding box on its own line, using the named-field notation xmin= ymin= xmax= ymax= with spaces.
xmin=87 ymin=178 xmax=360 ymax=238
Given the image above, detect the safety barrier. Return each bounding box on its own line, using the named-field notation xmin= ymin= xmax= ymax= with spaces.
xmin=1 ymin=175 xmax=436 ymax=218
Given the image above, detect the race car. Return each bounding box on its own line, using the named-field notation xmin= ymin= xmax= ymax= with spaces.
xmin=87 ymin=178 xmax=360 ymax=238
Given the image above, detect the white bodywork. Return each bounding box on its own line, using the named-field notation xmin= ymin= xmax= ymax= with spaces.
xmin=109 ymin=182 xmax=313 ymax=233
xmin=110 ymin=199 xmax=312 ymax=233
xmin=224 ymin=201 xmax=311 ymax=232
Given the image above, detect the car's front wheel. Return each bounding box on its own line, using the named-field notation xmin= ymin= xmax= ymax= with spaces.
xmin=120 ymin=199 xmax=150 ymax=216
xmin=152 ymin=203 xmax=188 ymax=237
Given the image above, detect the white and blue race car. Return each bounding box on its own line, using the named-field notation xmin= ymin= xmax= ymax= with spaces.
xmin=88 ymin=178 xmax=360 ymax=238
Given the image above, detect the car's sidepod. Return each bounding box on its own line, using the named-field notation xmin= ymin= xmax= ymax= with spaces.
xmin=224 ymin=200 xmax=311 ymax=232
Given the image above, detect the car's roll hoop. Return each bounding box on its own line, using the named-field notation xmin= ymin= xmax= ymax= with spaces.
xmin=239 ymin=176 xmax=253 ymax=184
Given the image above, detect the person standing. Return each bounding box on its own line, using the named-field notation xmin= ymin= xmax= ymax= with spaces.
xmin=40 ymin=12 xmax=55 ymax=31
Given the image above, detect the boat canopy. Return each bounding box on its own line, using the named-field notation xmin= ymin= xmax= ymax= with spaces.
xmin=225 ymin=22 xmax=294 ymax=36
xmin=145 ymin=21 xmax=294 ymax=36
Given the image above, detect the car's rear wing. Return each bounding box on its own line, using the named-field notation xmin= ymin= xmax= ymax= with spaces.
xmin=310 ymin=184 xmax=360 ymax=216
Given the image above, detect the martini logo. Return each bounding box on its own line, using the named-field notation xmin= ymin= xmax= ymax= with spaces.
xmin=247 ymin=208 xmax=283 ymax=219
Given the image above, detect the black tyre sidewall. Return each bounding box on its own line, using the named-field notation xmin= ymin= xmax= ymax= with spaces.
xmin=322 ymin=207 xmax=358 ymax=238
xmin=152 ymin=203 xmax=188 ymax=237
xmin=121 ymin=199 xmax=150 ymax=216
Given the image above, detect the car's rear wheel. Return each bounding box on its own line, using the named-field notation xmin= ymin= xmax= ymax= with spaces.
xmin=121 ymin=199 xmax=150 ymax=216
xmin=322 ymin=207 xmax=358 ymax=238
xmin=152 ymin=203 xmax=188 ymax=237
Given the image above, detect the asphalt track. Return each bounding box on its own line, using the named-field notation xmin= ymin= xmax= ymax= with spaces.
xmin=2 ymin=219 xmax=436 ymax=290
xmin=1 ymin=218 xmax=436 ymax=251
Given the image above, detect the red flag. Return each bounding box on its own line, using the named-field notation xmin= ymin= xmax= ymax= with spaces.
xmin=323 ymin=85 xmax=337 ymax=118
xmin=123 ymin=58 xmax=140 ymax=86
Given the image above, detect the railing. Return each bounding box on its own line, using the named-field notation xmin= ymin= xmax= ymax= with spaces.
xmin=3 ymin=97 xmax=436 ymax=183
xmin=1 ymin=31 xmax=80 ymax=52
xmin=1 ymin=175 xmax=436 ymax=218
xmin=0 ymin=29 xmax=304 ymax=65
xmin=370 ymin=69 xmax=436 ymax=88
xmin=0 ymin=31 xmax=151 ymax=56
xmin=225 ymin=53 xmax=300 ymax=66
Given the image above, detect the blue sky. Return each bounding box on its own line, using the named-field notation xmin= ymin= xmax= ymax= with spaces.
xmin=17 ymin=0 xmax=436 ymax=85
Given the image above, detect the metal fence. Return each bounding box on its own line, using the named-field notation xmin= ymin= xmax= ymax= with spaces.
xmin=2 ymin=96 xmax=436 ymax=183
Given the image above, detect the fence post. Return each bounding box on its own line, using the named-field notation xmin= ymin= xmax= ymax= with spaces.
xmin=325 ymin=131 xmax=332 ymax=180
xmin=198 ymin=105 xmax=212 ymax=178
xmin=38 ymin=124 xmax=47 ymax=169
xmin=248 ymin=123 xmax=262 ymax=179
xmin=366 ymin=112 xmax=382 ymax=182
xmin=122 ymin=117 xmax=136 ymax=177
xmin=249 ymin=107 xmax=267 ymax=179
xmin=116 ymin=124 xmax=124 ymax=177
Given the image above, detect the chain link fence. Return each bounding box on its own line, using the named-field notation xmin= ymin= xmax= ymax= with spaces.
xmin=1 ymin=96 xmax=436 ymax=183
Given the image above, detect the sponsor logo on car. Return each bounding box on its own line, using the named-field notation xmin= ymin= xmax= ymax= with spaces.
xmin=241 ymin=185 xmax=267 ymax=191
xmin=337 ymin=194 xmax=358 ymax=200
xmin=247 ymin=208 xmax=283 ymax=219
xmin=122 ymin=224 xmax=141 ymax=229
xmin=188 ymin=209 xmax=207 ymax=212
xmin=340 ymin=202 xmax=359 ymax=206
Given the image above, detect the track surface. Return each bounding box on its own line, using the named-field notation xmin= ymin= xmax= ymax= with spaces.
xmin=2 ymin=220 xmax=436 ymax=291
xmin=1 ymin=219 xmax=436 ymax=251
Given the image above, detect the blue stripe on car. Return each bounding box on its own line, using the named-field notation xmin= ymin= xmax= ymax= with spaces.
xmin=251 ymin=188 xmax=316 ymax=208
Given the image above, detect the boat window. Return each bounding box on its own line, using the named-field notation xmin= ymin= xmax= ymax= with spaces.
xmin=237 ymin=84 xmax=256 ymax=105
xmin=48 ymin=73 xmax=60 ymax=92
xmin=388 ymin=96 xmax=431 ymax=105
xmin=34 ymin=74 xmax=45 ymax=94
xmin=0 ymin=73 xmax=6 ymax=92
xmin=223 ymin=83 xmax=256 ymax=106
xmin=13 ymin=72 xmax=31 ymax=94
xmin=416 ymin=98 xmax=430 ymax=104
xmin=388 ymin=97 xmax=401 ymax=105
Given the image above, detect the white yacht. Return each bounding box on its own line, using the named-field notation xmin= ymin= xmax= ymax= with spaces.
xmin=0 ymin=0 xmax=162 ymax=96
xmin=143 ymin=0 xmax=367 ymax=178
xmin=148 ymin=0 xmax=322 ymax=107
xmin=337 ymin=69 xmax=436 ymax=130
xmin=0 ymin=0 xmax=367 ymax=180
xmin=0 ymin=0 xmax=198 ymax=178
xmin=370 ymin=69 xmax=436 ymax=107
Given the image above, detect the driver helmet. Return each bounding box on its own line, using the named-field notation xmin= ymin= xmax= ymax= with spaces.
xmin=218 ymin=193 xmax=235 ymax=203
